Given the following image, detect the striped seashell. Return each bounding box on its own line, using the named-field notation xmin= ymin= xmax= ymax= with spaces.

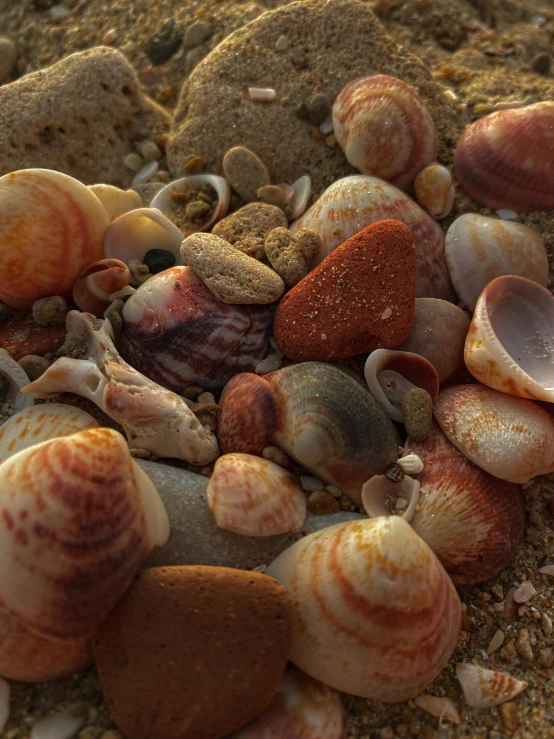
xmin=88 ymin=184 xmax=142 ymax=222
xmin=290 ymin=175 xmax=453 ymax=301
xmin=0 ymin=169 xmax=108 ymax=309
xmin=332 ymin=75 xmax=438 ymax=188
xmin=207 ymin=454 xmax=307 ymax=537
xmin=456 ymin=663 xmax=527 ymax=708
xmin=72 ymin=258 xmax=131 ymax=317
xmin=120 ymin=267 xmax=272 ymax=391
xmin=454 ymin=101 xmax=554 ymax=213
xmin=434 ymin=384 xmax=554 ymax=483
xmin=217 ymin=373 xmax=278 ymax=454
xmin=266 ymin=516 xmax=461 ymax=701
xmin=414 ymin=163 xmax=455 ymax=219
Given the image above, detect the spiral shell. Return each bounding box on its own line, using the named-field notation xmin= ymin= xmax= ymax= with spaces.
xmin=217 ymin=373 xmax=278 ymax=454
xmin=445 ymin=215 xmax=548 ymax=310
xmin=88 ymin=184 xmax=142 ymax=222
xmin=414 ymin=163 xmax=455 ymax=219
xmin=290 ymin=175 xmax=453 ymax=301
xmin=453 ymin=101 xmax=554 ymax=213
xmin=332 ymin=75 xmax=438 ymax=189
xmin=464 ymin=275 xmax=554 ymax=402
xmin=266 ymin=517 xmax=461 ymax=701
xmin=0 ymin=169 xmax=108 ymax=309
xmin=72 ymin=258 xmax=131 ymax=317
xmin=150 ymin=174 xmax=231 ymax=233
xmin=434 ymin=384 xmax=554 ymax=482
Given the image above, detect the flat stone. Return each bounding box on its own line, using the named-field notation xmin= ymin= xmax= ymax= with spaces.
xmin=222 ymin=146 xmax=270 ymax=203
xmin=212 ymin=202 xmax=288 ymax=260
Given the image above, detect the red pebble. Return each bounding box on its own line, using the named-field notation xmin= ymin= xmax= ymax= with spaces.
xmin=274 ymin=220 xmax=417 ymax=362
xmin=0 ymin=318 xmax=66 ymax=360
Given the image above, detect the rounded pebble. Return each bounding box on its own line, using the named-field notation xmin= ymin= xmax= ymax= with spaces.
xmin=143 ymin=248 xmax=176 ymax=274
xmin=307 ymin=490 xmax=340 ymax=515
xmin=275 ymin=35 xmax=289 ymax=51
xmin=18 ymin=355 xmax=51 ymax=381
xmin=139 ymin=141 xmax=162 ymax=161
xmin=300 ymin=475 xmax=325 ymax=492
xmin=402 ymin=387 xmax=433 ymax=442
xmin=32 ymin=296 xmax=68 ymax=327
xmin=222 ymin=146 xmax=270 ymax=203
xmin=307 ymin=93 xmax=331 ymax=126
xmin=184 ymin=22 xmax=213 ymax=49
xmin=262 ymin=445 xmax=290 ymax=468
xmin=123 ymin=153 xmax=144 ymax=172
xmin=0 ymin=37 xmax=16 ymax=84
xmin=30 ymin=713 xmax=85 ymax=739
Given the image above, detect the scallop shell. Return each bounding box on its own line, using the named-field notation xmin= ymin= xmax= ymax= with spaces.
xmin=453 ymin=101 xmax=554 ymax=213
xmin=434 ymin=384 xmax=554 ymax=483
xmin=150 ymin=174 xmax=231 ymax=233
xmin=266 ymin=516 xmax=461 ymax=701
xmin=332 ymin=75 xmax=438 ymax=188
xmin=407 ymin=424 xmax=525 ymax=586
xmin=414 ymin=163 xmax=455 ymax=219
xmin=0 ymin=169 xmax=108 ymax=309
xmin=88 ymin=184 xmax=142 ymax=222
xmin=207 ymin=454 xmax=307 ymax=536
xmin=364 ymin=349 xmax=439 ymax=422
xmin=72 ymin=258 xmax=131 ymax=317
xmin=290 ymin=175 xmax=453 ymax=301
xmin=228 ymin=666 xmax=347 ymax=739
xmin=0 ymin=349 xmax=34 ymax=416
xmin=217 ymin=373 xmax=278 ymax=454
xmin=397 ymin=298 xmax=470 ymax=384
xmin=445 ymin=215 xmax=548 ymax=310
xmin=464 ymin=275 xmax=554 ymax=402
xmin=265 ymin=362 xmax=399 ymax=506
xmin=456 ymin=663 xmax=528 ymax=708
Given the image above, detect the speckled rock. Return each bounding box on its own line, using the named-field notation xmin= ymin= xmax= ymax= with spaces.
xmin=0 ymin=47 xmax=169 ymax=184
xmin=223 ymin=146 xmax=270 ymax=203
xmin=265 ymin=228 xmax=309 ymax=287
xmin=212 ymin=202 xmax=288 ymax=260
xmin=402 ymin=387 xmax=433 ymax=441
xmin=32 ymin=296 xmax=68 ymax=326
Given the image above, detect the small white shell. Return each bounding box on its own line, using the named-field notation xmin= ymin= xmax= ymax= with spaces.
xmin=0 ymin=678 xmax=9 ymax=734
xmin=361 ymin=474 xmax=420 ymax=522
xmin=289 ymin=175 xmax=312 ymax=219
xmin=456 ymin=663 xmax=528 ymax=708
xmin=0 ymin=348 xmax=34 ymax=415
xmin=414 ymin=694 xmax=461 ymax=724
xmin=30 ymin=713 xmax=85 ymax=739
xmin=150 ymin=175 xmax=231 ymax=233
xmin=397 ymin=453 xmax=424 ymax=475
xmin=414 ymin=163 xmax=455 ymax=219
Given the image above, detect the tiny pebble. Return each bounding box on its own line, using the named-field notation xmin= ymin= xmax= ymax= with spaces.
xmin=32 ymin=295 xmax=68 ymax=326
xmin=325 ymin=485 xmax=342 ymax=498
xmin=255 ymin=353 xmax=283 ymax=374
xmin=108 ymin=285 xmax=136 ymax=302
xmin=300 ymin=475 xmax=325 ymax=492
xmin=262 ymin=445 xmax=289 ymax=468
xmin=487 ymin=629 xmax=505 ymax=654
xmin=307 ymin=490 xmax=340 ymax=515
xmin=49 ymin=5 xmax=71 ymax=20
xmin=531 ymin=53 xmax=551 ymax=76
xmin=102 ymin=28 xmax=117 ymax=45
xmin=18 ymin=355 xmax=51 ymax=381
xmin=490 ymin=583 xmax=504 ymax=602
xmin=144 ymin=21 xmax=182 ymax=65
xmin=500 ymin=639 xmax=517 ymax=662
xmin=183 ymin=22 xmax=213 ymax=50
xmin=197 ymin=392 xmax=215 ymax=404
xmin=496 ymin=209 xmax=518 ymax=220
xmin=515 ymin=628 xmax=534 ymax=661
xmin=0 ymin=678 xmax=9 ymax=733
xmin=275 ymin=35 xmax=289 ymax=51
xmin=31 ymin=713 xmax=85 ymax=739
xmin=182 ymin=386 xmax=203 ymax=400
xmin=132 ymin=161 xmax=160 ymax=186
xmin=186 ymin=200 xmax=211 ymax=220
xmin=402 ymin=388 xmax=433 ymax=442
xmin=143 ymin=249 xmax=176 ymax=275
xmin=538 ymin=648 xmax=554 ymax=667
xmin=307 ymin=93 xmax=331 ymax=126
xmin=504 ymin=586 xmax=518 ymax=623
xmin=395 ymin=498 xmax=408 ymax=509
xmin=139 ymin=141 xmax=162 ymax=161
xmin=542 ymin=612 xmax=553 ymax=637
xmin=513 ymin=580 xmax=537 ymax=603
xmin=124 ymin=153 xmax=144 ymax=172
xmin=0 ymin=37 xmax=16 ymax=83
xmin=248 ymin=87 xmax=276 ymax=102
xmin=529 ymin=509 xmax=542 ymax=526
xmin=498 ymin=702 xmax=519 ymax=733
xmin=0 ymin=301 xmax=12 ymax=322
xmin=381 ymin=307 xmax=393 ymax=319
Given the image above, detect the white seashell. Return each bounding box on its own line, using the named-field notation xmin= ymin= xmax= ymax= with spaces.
xmin=88 ymin=184 xmax=142 ymax=222
xmin=513 ymin=581 xmax=537 ymax=603
xmin=414 ymin=694 xmax=461 ymax=724
xmin=150 ymin=174 xmax=231 ymax=233
xmin=414 ymin=163 xmax=455 ymax=219
xmin=397 ymin=453 xmax=424 ymax=475
xmin=0 ymin=678 xmax=9 ymax=734
xmin=456 ymin=663 xmax=528 ymax=708
xmin=487 ymin=630 xmax=505 ymax=655
xmin=361 ymin=474 xmax=420 ymax=522
xmin=289 ymin=175 xmax=312 ymax=219
xmin=131 ymin=160 xmax=159 ymax=186
xmin=539 ymin=565 xmax=554 ymax=576
xmin=30 ymin=713 xmax=85 ymax=739
xmin=248 ymin=87 xmax=276 ymax=102
xmin=0 ymin=348 xmax=34 ymax=415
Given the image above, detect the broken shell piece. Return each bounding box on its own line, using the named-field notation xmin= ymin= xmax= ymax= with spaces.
xmin=456 ymin=663 xmax=528 ymax=708
xmin=513 ymin=581 xmax=537 ymax=603
xmin=289 ymin=175 xmax=312 ymax=220
xmin=0 ymin=349 xmax=34 ymax=415
xmin=414 ymin=163 xmax=455 ymax=219
xmin=88 ymin=184 xmax=142 ymax=222
xmin=150 ymin=175 xmax=231 ymax=233
xmin=361 ymin=474 xmax=420 ymax=522
xmin=217 ymin=373 xmax=278 ymax=455
xmin=72 ymin=258 xmax=131 ymax=317
xmin=414 ymin=695 xmax=461 ymax=724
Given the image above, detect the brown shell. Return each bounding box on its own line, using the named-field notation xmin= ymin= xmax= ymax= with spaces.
xmin=217 ymin=373 xmax=278 ymax=455
xmin=72 ymin=258 xmax=131 ymax=317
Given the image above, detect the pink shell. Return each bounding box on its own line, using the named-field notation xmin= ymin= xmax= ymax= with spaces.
xmin=72 ymin=258 xmax=131 ymax=316
xmin=217 ymin=373 xmax=278 ymax=454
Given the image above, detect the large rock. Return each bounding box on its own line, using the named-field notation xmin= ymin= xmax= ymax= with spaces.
xmin=168 ymin=0 xmax=460 ymax=197
xmin=0 ymin=47 xmax=169 ymax=184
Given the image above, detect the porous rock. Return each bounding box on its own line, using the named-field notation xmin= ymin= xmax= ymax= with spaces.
xmin=265 ymin=227 xmax=309 ymax=287
xmin=212 ymin=202 xmax=288 ymax=260
xmin=402 ymin=387 xmax=433 ymax=441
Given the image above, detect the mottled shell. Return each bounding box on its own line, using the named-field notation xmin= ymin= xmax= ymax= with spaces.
xmin=397 ymin=298 xmax=470 ymax=384
xmin=445 ymin=215 xmax=548 ymax=310
xmin=88 ymin=184 xmax=142 ymax=222
xmin=265 ymin=363 xmax=399 ymax=506
xmin=465 ymin=275 xmax=554 ymax=402
xmin=72 ymin=258 xmax=131 ymax=317
xmin=0 ymin=169 xmax=108 ymax=309
xmin=291 ymin=175 xmax=453 ymax=301
xmin=454 ymin=101 xmax=554 ymax=213
xmin=407 ymin=424 xmax=525 ymax=586
xmin=414 ymin=163 xmax=455 ymax=219
xmin=456 ymin=663 xmax=527 ymax=708
xmin=266 ymin=517 xmax=461 ymax=701
xmin=207 ymin=454 xmax=307 ymax=537
xmin=332 ymin=75 xmax=438 ymax=188
xmin=217 ymin=373 xmax=278 ymax=454
xmin=434 ymin=385 xmax=554 ymax=483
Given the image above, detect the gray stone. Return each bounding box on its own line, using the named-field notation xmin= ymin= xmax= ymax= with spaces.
xmin=183 ymin=22 xmax=213 ymax=50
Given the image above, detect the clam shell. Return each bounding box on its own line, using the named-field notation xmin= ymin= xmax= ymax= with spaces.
xmin=464 ymin=275 xmax=554 ymax=402
xmin=332 ymin=75 xmax=438 ymax=188
xmin=207 ymin=453 xmax=307 ymax=537
xmin=434 ymin=384 xmax=554 ymax=482
xmin=453 ymin=101 xmax=554 ymax=213
xmin=150 ymin=175 xmax=231 ymax=234
xmin=397 ymin=298 xmax=470 ymax=384
xmin=0 ymin=169 xmax=108 ymax=309
xmin=266 ymin=516 xmax=461 ymax=701
xmin=265 ymin=362 xmax=399 ymax=506
xmin=445 ymin=215 xmax=548 ymax=310
xmin=0 ymin=348 xmax=35 ymax=416
xmin=407 ymin=424 xmax=525 ymax=586
xmin=414 ymin=163 xmax=455 ymax=219
xmin=290 ymin=175 xmax=453 ymax=301
xmin=72 ymin=258 xmax=131 ymax=317
xmin=88 ymin=184 xmax=142 ymax=222
xmin=217 ymin=373 xmax=278 ymax=454
xmin=456 ymin=663 xmax=528 ymax=708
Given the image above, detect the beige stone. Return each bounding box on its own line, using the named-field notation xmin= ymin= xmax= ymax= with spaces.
xmin=223 ymin=146 xmax=270 ymax=202
xmin=212 ymin=202 xmax=288 ymax=260
xmin=265 ymin=227 xmax=309 ymax=287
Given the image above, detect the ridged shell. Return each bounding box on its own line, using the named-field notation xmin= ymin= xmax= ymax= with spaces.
xmin=207 ymin=454 xmax=307 ymax=536
xmin=434 ymin=384 xmax=554 ymax=482
xmin=454 ymin=101 xmax=554 ymax=213
xmin=456 ymin=663 xmax=528 ymax=708
xmin=332 ymin=75 xmax=438 ymax=188
xmin=414 ymin=163 xmax=455 ymax=219
xmin=290 ymin=175 xmax=453 ymax=301
xmin=228 ymin=666 xmax=347 ymax=739
xmin=407 ymin=424 xmax=525 ymax=586
xmin=266 ymin=517 xmax=461 ymax=701
xmin=265 ymin=362 xmax=399 ymax=506
xmin=120 ymin=267 xmax=272 ymax=391
xmin=217 ymin=373 xmax=278 ymax=454
xmin=397 ymin=298 xmax=470 ymax=384
xmin=72 ymin=258 xmax=131 ymax=317
xmin=445 ymin=215 xmax=548 ymax=310
xmin=0 ymin=169 xmax=108 ymax=309
xmin=150 ymin=174 xmax=231 ymax=233
xmin=464 ymin=275 xmax=554 ymax=402
xmin=88 ymin=184 xmax=142 ymax=222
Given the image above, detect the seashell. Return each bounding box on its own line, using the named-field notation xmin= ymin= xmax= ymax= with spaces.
xmin=150 ymin=174 xmax=231 ymax=233
xmin=72 ymin=258 xmax=131 ymax=317
xmin=266 ymin=516 xmax=461 ymax=701
xmin=257 ymin=184 xmax=293 ymax=208
xmin=513 ymin=581 xmax=536 ymax=603
xmin=289 ymin=175 xmax=311 ymax=220
xmin=464 ymin=275 xmax=554 ymax=402
xmin=0 ymin=169 xmax=109 ymax=309
xmin=434 ymin=384 xmax=554 ymax=482
xmin=23 ymin=311 xmax=219 ymax=465
xmin=88 ymin=184 xmax=142 ymax=221
xmin=207 ymin=453 xmax=307 ymax=536
xmin=397 ymin=298 xmax=470 ymax=384
xmin=397 ymin=453 xmax=424 ymax=475
xmin=414 ymin=163 xmax=455 ymax=219
xmin=265 ymin=362 xmax=399 ymax=506
xmin=104 ymin=208 xmax=184 ymax=279
xmin=0 ymin=348 xmax=35 ymax=416
xmin=456 ymin=663 xmax=528 ymax=708
xmin=228 ymin=665 xmax=347 ymax=739
xmin=364 ymin=349 xmax=439 ymax=422
xmin=445 ymin=215 xmax=548 ymax=310
xmin=30 ymin=713 xmax=85 ymax=739
xmin=0 ymin=678 xmax=8 ymax=733
xmin=217 ymin=373 xmax=278 ymax=454
xmin=453 ymin=101 xmax=554 ymax=213
xmin=406 ymin=423 xmax=525 ymax=586
xmin=362 ymin=474 xmax=421 ymax=522
xmin=414 ymin=695 xmax=461 ymax=724
xmin=290 ymin=175 xmax=453 ymax=301
xmin=332 ymin=75 xmax=438 ymax=188
xmin=119 ymin=266 xmax=272 ymax=392
xmin=0 ymin=403 xmax=98 ymax=465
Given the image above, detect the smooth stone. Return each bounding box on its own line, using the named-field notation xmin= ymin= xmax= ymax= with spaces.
xmin=402 ymin=387 xmax=433 ymax=442
xmin=143 ymin=248 xmax=176 ymax=274
xmin=212 ymin=202 xmax=288 ymax=260
xmin=222 ymin=146 xmax=270 ymax=203
xmin=138 ymin=460 xmax=363 ymax=570
xmin=183 ymin=22 xmax=213 ymax=50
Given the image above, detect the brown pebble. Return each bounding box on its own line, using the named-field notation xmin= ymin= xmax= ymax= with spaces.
xmin=296 ymin=228 xmax=322 ymax=261
xmin=265 ymin=228 xmax=309 ymax=287
xmin=213 ymin=202 xmax=288 ymax=261
xmin=262 ymin=445 xmax=290 ymax=468
xmin=498 ymin=702 xmax=519 ymax=733
xmin=185 ymin=200 xmax=211 ymax=220
xmin=296 ymin=101 xmax=309 ymax=121
xmin=531 ymin=53 xmax=551 ymax=76
xmin=490 ymin=583 xmax=504 ymax=602
xmin=402 ymin=388 xmax=433 ymax=441
xmin=32 ymin=295 xmax=68 ymax=326
xmin=183 ymin=155 xmax=204 ymax=173
xmin=182 ymin=385 xmax=204 ymax=400
xmin=538 ymin=647 xmax=554 ymax=667
xmin=500 ymin=639 xmax=518 ymax=662
xmin=515 ymin=628 xmax=533 ymax=661
xmin=222 ymin=146 xmax=270 ymax=203
xmin=18 ymin=354 xmax=51 ymax=380
xmin=307 ymin=490 xmax=340 ymax=515
xmin=529 ymin=509 xmax=542 ymax=526
xmin=307 ymin=93 xmax=331 ymax=126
